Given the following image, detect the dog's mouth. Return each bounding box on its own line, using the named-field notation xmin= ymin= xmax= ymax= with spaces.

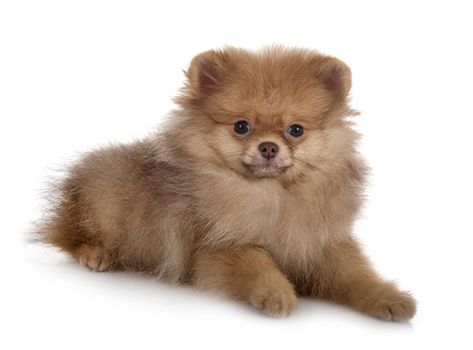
xmin=242 ymin=160 xmax=292 ymax=177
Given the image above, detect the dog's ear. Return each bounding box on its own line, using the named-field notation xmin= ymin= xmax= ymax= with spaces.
xmin=187 ymin=49 xmax=234 ymax=93
xmin=312 ymin=55 xmax=352 ymax=100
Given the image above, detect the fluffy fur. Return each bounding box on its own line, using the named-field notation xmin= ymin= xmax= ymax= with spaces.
xmin=36 ymin=46 xmax=416 ymax=320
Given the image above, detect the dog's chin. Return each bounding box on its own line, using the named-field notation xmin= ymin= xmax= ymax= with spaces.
xmin=242 ymin=161 xmax=292 ymax=178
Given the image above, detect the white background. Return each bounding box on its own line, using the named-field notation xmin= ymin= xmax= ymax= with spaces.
xmin=1 ymin=1 xmax=472 ymax=349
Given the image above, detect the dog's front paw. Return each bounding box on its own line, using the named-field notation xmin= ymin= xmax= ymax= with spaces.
xmin=362 ymin=285 xmax=417 ymax=322
xmin=248 ymin=274 xmax=297 ymax=318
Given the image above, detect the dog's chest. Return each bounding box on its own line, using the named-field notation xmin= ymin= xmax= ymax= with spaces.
xmin=197 ymin=172 xmax=330 ymax=257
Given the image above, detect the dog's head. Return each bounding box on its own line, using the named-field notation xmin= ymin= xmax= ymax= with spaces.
xmin=175 ymin=46 xmax=358 ymax=182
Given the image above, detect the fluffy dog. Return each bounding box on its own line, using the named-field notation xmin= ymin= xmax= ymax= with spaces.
xmin=36 ymin=46 xmax=416 ymax=320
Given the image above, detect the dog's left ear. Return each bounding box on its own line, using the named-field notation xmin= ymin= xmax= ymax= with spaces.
xmin=312 ymin=56 xmax=352 ymax=100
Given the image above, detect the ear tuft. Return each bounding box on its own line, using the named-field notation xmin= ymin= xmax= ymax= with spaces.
xmin=197 ymin=63 xmax=218 ymax=90
xmin=187 ymin=50 xmax=230 ymax=93
xmin=315 ymin=56 xmax=352 ymax=100
xmin=324 ymin=65 xmax=347 ymax=95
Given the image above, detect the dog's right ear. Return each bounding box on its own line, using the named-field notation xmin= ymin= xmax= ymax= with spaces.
xmin=187 ymin=49 xmax=234 ymax=94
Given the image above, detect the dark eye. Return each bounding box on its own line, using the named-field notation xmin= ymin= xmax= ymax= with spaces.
xmin=234 ymin=120 xmax=251 ymax=135
xmin=288 ymin=124 xmax=304 ymax=137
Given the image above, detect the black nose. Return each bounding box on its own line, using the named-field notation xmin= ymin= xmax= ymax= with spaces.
xmin=258 ymin=142 xmax=279 ymax=160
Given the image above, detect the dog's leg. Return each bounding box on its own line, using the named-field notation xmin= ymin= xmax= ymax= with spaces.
xmin=316 ymin=238 xmax=416 ymax=322
xmin=191 ymin=246 xmax=297 ymax=317
xmin=73 ymin=244 xmax=114 ymax=272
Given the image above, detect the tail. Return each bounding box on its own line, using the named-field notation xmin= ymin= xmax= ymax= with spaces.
xmin=32 ymin=175 xmax=90 ymax=255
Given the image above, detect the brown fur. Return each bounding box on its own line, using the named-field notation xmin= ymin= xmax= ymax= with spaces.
xmin=35 ymin=46 xmax=416 ymax=320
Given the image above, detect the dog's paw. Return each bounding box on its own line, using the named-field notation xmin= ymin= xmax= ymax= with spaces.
xmin=248 ymin=275 xmax=297 ymax=318
xmin=363 ymin=286 xmax=417 ymax=322
xmin=76 ymin=244 xmax=112 ymax=272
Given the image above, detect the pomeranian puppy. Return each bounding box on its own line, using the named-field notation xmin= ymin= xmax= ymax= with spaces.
xmin=36 ymin=46 xmax=416 ymax=320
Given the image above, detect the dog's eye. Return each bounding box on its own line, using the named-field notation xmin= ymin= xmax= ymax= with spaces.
xmin=234 ymin=120 xmax=251 ymax=135
xmin=288 ymin=124 xmax=304 ymax=137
